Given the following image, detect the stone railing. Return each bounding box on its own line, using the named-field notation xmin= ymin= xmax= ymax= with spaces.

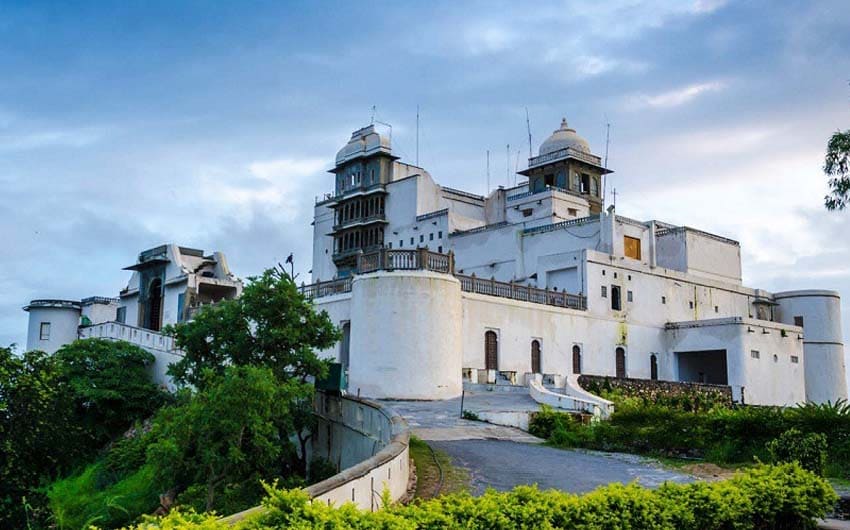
xmin=507 ymin=184 xmax=571 ymax=202
xmin=222 ymin=392 xmax=410 ymax=523
xmin=302 ymin=250 xmax=587 ymax=310
xmin=528 ymin=146 xmax=602 ymax=168
xmin=577 ymin=374 xmax=733 ymax=408
xmin=528 ymin=378 xmax=613 ymax=419
xmin=79 ymin=321 xmax=179 ymax=353
xmin=457 ymin=274 xmax=586 ymax=310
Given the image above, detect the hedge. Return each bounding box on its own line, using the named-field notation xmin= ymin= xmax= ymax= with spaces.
xmin=124 ymin=463 xmax=835 ymax=529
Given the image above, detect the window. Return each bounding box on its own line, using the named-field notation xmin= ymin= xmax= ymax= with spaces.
xmin=650 ymin=354 xmax=658 ymax=380
xmin=602 ymin=270 xmax=606 ymax=276
xmin=420 ymin=234 xmax=424 ymax=243
xmin=751 ymin=350 xmax=760 ymax=359
xmin=568 ymin=208 xmax=578 ymax=217
xmin=689 ymin=301 xmax=694 ymax=309
xmin=399 ymin=240 xmax=403 ymax=248
xmin=601 ymin=285 xmax=608 ymax=298
xmin=438 ymin=231 xmax=443 ymax=238
xmin=791 ymin=355 xmax=799 ymax=364
xmin=581 ymin=173 xmax=590 ymax=194
xmin=430 ymin=233 xmax=434 ymax=241
xmin=410 ymin=237 xmax=414 ymax=245
xmin=485 ymin=330 xmax=498 ymax=370
xmin=773 ymin=354 xmax=778 ymax=363
xmin=627 ymin=290 xmax=633 ymax=302
xmin=628 ymin=275 xmax=632 ymax=281
xmin=116 ymin=306 xmax=126 ymax=324
xmin=715 ymin=306 xmax=719 ymax=313
xmin=614 ymin=272 xmax=618 ymax=279
xmin=387 ymin=242 xmax=392 ymax=249
xmin=624 ymin=236 xmax=641 ymax=260
xmin=522 ymin=208 xmax=533 ymax=217
xmin=438 ymin=246 xmax=443 ymax=253
xmin=572 ymin=345 xmax=582 ymax=374
xmin=39 ymin=322 xmax=51 ymax=340
xmin=794 ymin=316 xmax=804 ymax=328
xmin=611 ymin=285 xmax=622 ymax=311
xmin=661 ymin=296 xmax=666 ymax=304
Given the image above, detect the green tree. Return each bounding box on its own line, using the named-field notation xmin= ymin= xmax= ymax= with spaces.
xmin=55 ymin=339 xmax=170 ymax=444
xmin=166 ymin=267 xmax=339 ymax=388
xmin=0 ymin=347 xmax=87 ymax=528
xmin=824 ymin=129 xmax=850 ymax=210
xmin=146 ymin=366 xmax=310 ymax=512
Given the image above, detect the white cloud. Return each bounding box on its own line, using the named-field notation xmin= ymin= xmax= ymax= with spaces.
xmin=462 ymin=24 xmax=517 ymax=56
xmin=628 ymin=81 xmax=726 ymax=109
xmin=0 ymin=127 xmax=108 ymax=151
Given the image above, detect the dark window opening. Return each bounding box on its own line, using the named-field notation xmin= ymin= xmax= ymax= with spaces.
xmin=531 ymin=340 xmax=541 ymax=374
xmin=616 ymin=347 xmax=626 ymax=378
xmin=485 ymin=330 xmax=498 ymax=370
xmin=794 ymin=316 xmax=804 ymax=328
xmin=611 ymin=285 xmax=622 ymax=311
xmin=650 ymin=354 xmax=658 ymax=380
xmin=572 ymin=345 xmax=582 ymax=374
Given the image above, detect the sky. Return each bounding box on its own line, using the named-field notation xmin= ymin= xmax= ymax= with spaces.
xmin=1 ymin=0 xmax=849 ymax=389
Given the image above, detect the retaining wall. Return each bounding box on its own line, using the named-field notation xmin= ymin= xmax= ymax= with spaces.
xmin=578 ymin=374 xmax=733 ymax=406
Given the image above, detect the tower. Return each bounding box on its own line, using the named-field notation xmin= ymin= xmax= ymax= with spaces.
xmin=517 ymin=118 xmax=612 ymax=214
xmin=23 ymin=299 xmax=81 ymax=354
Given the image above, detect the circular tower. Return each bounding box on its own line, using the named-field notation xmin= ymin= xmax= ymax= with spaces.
xmin=347 ymin=270 xmax=463 ymax=399
xmin=23 ymin=299 xmax=82 ymax=354
xmin=775 ymin=290 xmax=848 ymax=403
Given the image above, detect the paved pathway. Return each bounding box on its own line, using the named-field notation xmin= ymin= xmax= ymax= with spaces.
xmin=383 ymin=391 xmax=694 ymax=494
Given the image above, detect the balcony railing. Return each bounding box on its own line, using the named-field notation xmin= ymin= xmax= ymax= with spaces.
xmin=317 ymin=183 xmax=387 ymax=205
xmin=300 ymin=249 xmax=587 ymax=311
xmin=332 ymin=213 xmax=388 ymax=232
xmin=527 ymin=146 xmax=602 ymax=168
xmin=507 ymin=184 xmax=572 ymax=202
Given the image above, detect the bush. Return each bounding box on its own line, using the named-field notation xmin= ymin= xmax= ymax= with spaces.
xmin=767 ymin=428 xmax=828 ymax=476
xmin=125 ymin=464 xmax=836 ymax=530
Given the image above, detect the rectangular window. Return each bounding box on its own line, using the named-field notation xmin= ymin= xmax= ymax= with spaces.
xmin=430 ymin=233 xmax=434 ymax=241
xmin=601 ymin=286 xmax=607 ymax=298
xmin=387 ymin=242 xmax=392 ymax=249
xmin=627 ymin=290 xmax=633 ymax=302
xmin=715 ymin=305 xmax=719 ymax=313
xmin=568 ymin=208 xmax=578 ymax=217
xmin=420 ymin=234 xmax=424 ymax=243
xmin=399 ymin=240 xmax=403 ymax=248
xmin=791 ymin=355 xmax=799 ymax=364
xmin=438 ymin=246 xmax=443 ymax=253
xmin=794 ymin=316 xmax=804 ymax=328
xmin=611 ymin=285 xmax=622 ymax=311
xmin=661 ymin=296 xmax=666 ymax=304
xmin=689 ymin=301 xmax=694 ymax=309
xmin=522 ymin=208 xmax=533 ymax=217
xmin=751 ymin=350 xmax=760 ymax=359
xmin=438 ymin=231 xmax=443 ymax=238
xmin=410 ymin=237 xmax=414 ymax=245
xmin=39 ymin=322 xmax=51 ymax=340
xmin=624 ymin=236 xmax=641 ymax=260
xmin=116 ymin=306 xmax=126 ymax=324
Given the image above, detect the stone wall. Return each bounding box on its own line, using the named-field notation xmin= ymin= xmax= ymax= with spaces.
xmin=578 ymin=375 xmax=733 ymax=407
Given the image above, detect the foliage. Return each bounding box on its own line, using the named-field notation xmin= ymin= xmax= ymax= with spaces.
xmin=0 ymin=347 xmax=89 ymax=528
xmin=533 ymin=399 xmax=850 ymax=480
xmin=824 ymin=129 xmax=850 ymax=210
xmin=461 ymin=409 xmax=480 ymax=421
xmin=580 ymin=376 xmax=731 ymax=412
xmin=767 ymin=428 xmax=828 ymax=476
xmin=55 ymin=339 xmax=170 ymax=445
xmin=165 ymin=268 xmax=340 ymax=390
xmin=125 ymin=464 xmax=836 ymax=530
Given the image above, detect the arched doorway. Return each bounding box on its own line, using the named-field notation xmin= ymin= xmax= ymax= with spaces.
xmin=572 ymin=345 xmax=582 ymax=374
xmin=650 ymin=354 xmax=658 ymax=380
xmin=485 ymin=331 xmax=498 ymax=371
xmin=147 ymin=278 xmax=163 ymax=332
xmin=531 ymin=340 xmax=541 ymax=374
xmin=615 ymin=347 xmax=626 ymax=378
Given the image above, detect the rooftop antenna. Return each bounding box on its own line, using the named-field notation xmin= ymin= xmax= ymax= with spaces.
xmin=371 ymin=105 xmax=376 ymax=124
xmin=525 ymin=107 xmax=533 ymax=159
xmin=603 ymin=119 xmax=611 ymax=208
xmin=486 ymin=149 xmax=490 ymax=194
xmin=415 ymin=105 xmax=420 ymax=166
xmin=506 ymin=143 xmax=510 ymax=187
xmin=514 ymin=149 xmax=521 ymax=186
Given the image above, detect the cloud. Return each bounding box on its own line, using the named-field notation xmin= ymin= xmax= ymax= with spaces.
xmin=461 ymin=23 xmax=517 ymax=56
xmin=628 ymin=81 xmax=727 ymax=109
xmin=0 ymin=127 xmax=108 ymax=151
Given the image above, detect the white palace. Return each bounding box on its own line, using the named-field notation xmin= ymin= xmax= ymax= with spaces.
xmin=22 ymin=118 xmax=848 ymax=408
xmin=305 ymin=119 xmax=847 ymax=407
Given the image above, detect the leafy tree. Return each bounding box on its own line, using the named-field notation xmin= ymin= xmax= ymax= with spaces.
xmin=824 ymin=129 xmax=850 ymax=210
xmin=0 ymin=346 xmax=87 ymax=528
xmin=55 ymin=339 xmax=170 ymax=444
xmin=166 ymin=268 xmax=339 ymax=389
xmin=145 ymin=366 xmax=310 ymax=512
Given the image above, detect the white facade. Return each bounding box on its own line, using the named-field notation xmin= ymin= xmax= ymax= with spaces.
xmin=307 ymin=121 xmax=848 ymax=406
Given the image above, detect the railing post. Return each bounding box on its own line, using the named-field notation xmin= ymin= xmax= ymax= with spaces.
xmin=417 ymin=247 xmax=428 ymax=270
xmin=448 ymin=250 xmax=455 ymax=275
xmin=380 ymin=248 xmax=388 ymax=270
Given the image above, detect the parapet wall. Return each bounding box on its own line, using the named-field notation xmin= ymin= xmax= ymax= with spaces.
xmin=222 ymin=391 xmax=410 ymax=524
xmin=578 ymin=375 xmax=733 ymax=406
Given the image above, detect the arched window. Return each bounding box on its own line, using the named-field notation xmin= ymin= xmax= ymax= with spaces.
xmin=531 ymin=340 xmax=541 ymax=374
xmin=591 ymin=177 xmax=599 ymax=196
xmin=572 ymin=345 xmax=582 ymax=374
xmin=485 ymin=331 xmax=498 ymax=370
xmin=650 ymin=354 xmax=658 ymax=381
xmin=146 ymin=278 xmax=163 ymax=332
xmin=615 ymin=347 xmax=626 ymax=378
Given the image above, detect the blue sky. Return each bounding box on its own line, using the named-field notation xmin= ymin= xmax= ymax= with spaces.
xmin=2 ymin=0 xmax=850 ymax=386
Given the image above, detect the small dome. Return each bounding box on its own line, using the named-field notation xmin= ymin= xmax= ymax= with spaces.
xmin=538 ymin=118 xmax=591 ymax=156
xmin=335 ymin=125 xmax=392 ymax=166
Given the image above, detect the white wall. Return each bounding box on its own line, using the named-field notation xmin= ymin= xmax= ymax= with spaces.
xmin=25 ymin=305 xmax=80 ymax=353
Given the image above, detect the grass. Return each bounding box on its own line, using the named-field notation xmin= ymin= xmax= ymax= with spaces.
xmin=408 ymin=436 xmax=470 ymax=499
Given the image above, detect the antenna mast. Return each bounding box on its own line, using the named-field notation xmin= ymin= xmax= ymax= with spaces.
xmin=525 ymin=107 xmax=533 ymax=159
xmin=514 ymin=149 xmax=521 ymax=185
xmin=416 ymin=105 xmax=420 ymax=166
xmin=603 ymin=120 xmax=611 ymax=208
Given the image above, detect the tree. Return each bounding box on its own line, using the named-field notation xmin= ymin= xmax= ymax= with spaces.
xmin=0 ymin=347 xmax=87 ymax=528
xmin=55 ymin=339 xmax=170 ymax=444
xmin=824 ymin=129 xmax=850 ymax=210
xmin=145 ymin=366 xmax=310 ymax=512
xmin=166 ymin=267 xmax=340 ymax=389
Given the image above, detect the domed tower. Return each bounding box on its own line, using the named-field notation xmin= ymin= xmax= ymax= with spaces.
xmin=774 ymin=290 xmax=848 ymax=403
xmin=518 ymin=118 xmax=612 ymax=214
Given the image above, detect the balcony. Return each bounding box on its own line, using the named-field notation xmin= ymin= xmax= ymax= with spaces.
xmin=332 ymin=213 xmax=388 ymax=232
xmin=317 ymin=183 xmax=387 ymax=206
xmin=527 ymin=146 xmax=604 ymax=169
xmin=507 ymin=184 xmax=573 ymax=202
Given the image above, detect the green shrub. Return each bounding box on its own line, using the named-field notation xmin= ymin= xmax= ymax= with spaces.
xmin=125 ymin=464 xmax=837 ymax=530
xmin=767 ymin=428 xmax=828 ymax=476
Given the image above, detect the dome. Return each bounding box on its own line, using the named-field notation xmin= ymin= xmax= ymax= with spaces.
xmin=335 ymin=125 xmax=392 ymax=166
xmin=538 ymin=118 xmax=591 ymax=156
